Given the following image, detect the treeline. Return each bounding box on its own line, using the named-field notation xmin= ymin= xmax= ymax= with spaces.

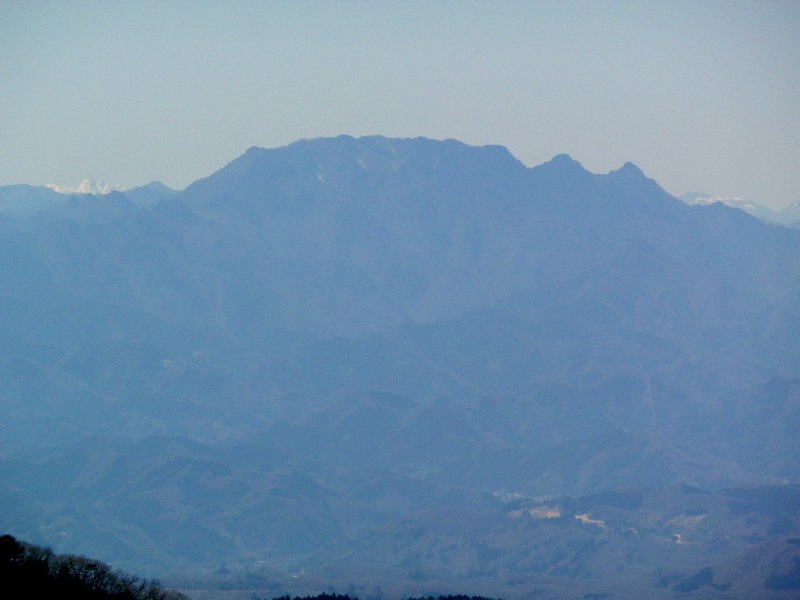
xmin=0 ymin=534 xmax=186 ymax=599
xmin=271 ymin=595 xmax=499 ymax=600
xmin=406 ymin=596 xmax=500 ymax=600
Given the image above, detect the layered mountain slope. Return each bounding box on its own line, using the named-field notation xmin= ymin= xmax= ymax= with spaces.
xmin=1 ymin=136 xmax=799 ymax=590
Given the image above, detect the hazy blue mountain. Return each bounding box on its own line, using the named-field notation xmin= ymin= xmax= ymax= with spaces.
xmin=1 ymin=136 xmax=799 ymax=596
xmin=124 ymin=181 xmax=177 ymax=206
xmin=680 ymin=190 xmax=800 ymax=227
xmin=0 ymin=184 xmax=66 ymax=216
xmin=0 ymin=181 xmax=175 ymax=220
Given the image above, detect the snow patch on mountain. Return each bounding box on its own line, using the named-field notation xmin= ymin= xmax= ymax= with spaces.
xmin=47 ymin=179 xmax=126 ymax=195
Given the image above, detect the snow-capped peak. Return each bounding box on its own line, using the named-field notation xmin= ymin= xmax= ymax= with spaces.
xmin=679 ymin=191 xmax=800 ymax=226
xmin=47 ymin=179 xmax=126 ymax=195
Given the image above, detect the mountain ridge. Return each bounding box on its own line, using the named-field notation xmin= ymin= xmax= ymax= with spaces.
xmin=1 ymin=135 xmax=799 ymax=596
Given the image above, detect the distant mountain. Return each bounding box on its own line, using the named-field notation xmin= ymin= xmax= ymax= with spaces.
xmin=0 ymin=184 xmax=66 ymax=216
xmin=1 ymin=136 xmax=799 ymax=596
xmin=680 ymin=191 xmax=800 ymax=227
xmin=0 ymin=180 xmax=175 ymax=217
xmin=47 ymin=178 xmax=126 ymax=195
xmin=124 ymin=181 xmax=177 ymax=206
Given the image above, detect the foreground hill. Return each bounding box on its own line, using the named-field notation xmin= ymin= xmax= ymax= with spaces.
xmin=1 ymin=136 xmax=799 ymax=596
xmin=0 ymin=533 xmax=185 ymax=599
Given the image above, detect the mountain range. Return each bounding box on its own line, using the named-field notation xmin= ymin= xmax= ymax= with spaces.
xmin=0 ymin=180 xmax=175 ymax=217
xmin=1 ymin=136 xmax=799 ymax=598
xmin=679 ymin=191 xmax=800 ymax=228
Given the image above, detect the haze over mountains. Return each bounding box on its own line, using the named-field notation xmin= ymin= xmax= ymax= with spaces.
xmin=1 ymin=136 xmax=799 ymax=598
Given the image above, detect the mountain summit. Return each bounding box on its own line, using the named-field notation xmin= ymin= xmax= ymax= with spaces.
xmin=47 ymin=178 xmax=126 ymax=195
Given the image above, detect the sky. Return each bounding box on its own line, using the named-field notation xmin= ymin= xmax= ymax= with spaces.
xmin=1 ymin=0 xmax=799 ymax=209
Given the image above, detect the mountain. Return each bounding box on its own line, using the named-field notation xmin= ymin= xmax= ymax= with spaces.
xmin=0 ymin=181 xmax=175 ymax=218
xmin=680 ymin=191 xmax=800 ymax=227
xmin=1 ymin=136 xmax=799 ymax=597
xmin=0 ymin=184 xmax=66 ymax=216
xmin=123 ymin=181 xmax=177 ymax=206
xmin=47 ymin=178 xmax=126 ymax=195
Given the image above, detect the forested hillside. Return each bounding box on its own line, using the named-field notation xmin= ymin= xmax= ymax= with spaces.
xmin=0 ymin=534 xmax=185 ymax=599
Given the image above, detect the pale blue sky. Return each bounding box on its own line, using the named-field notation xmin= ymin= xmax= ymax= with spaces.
xmin=2 ymin=0 xmax=798 ymax=208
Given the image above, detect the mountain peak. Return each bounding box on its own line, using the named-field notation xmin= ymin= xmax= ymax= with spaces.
xmin=610 ymin=161 xmax=646 ymax=178
xmin=546 ymin=153 xmax=584 ymax=169
xmin=47 ymin=179 xmax=126 ymax=195
xmin=606 ymin=161 xmax=662 ymax=190
xmin=530 ymin=153 xmax=591 ymax=181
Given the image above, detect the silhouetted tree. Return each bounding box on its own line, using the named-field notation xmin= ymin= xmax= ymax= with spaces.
xmin=0 ymin=534 xmax=186 ymax=599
